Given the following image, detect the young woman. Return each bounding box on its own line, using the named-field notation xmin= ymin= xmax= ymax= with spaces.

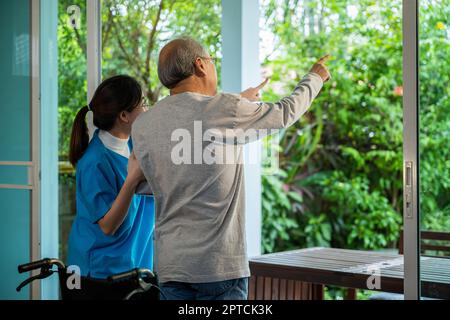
xmin=67 ymin=75 xmax=155 ymax=294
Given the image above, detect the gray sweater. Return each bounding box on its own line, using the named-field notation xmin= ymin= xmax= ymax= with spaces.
xmin=132 ymin=72 xmax=324 ymax=283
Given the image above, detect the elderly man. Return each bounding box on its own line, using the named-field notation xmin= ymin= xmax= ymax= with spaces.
xmin=132 ymin=37 xmax=330 ymax=300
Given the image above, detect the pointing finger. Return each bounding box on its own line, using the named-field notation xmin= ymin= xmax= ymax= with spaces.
xmin=255 ymin=78 xmax=270 ymax=90
xmin=318 ymin=54 xmax=331 ymax=64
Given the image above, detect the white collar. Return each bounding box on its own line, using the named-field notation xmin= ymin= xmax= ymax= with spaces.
xmin=98 ymin=130 xmax=130 ymax=158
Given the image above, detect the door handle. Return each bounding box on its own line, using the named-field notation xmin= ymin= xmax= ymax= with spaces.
xmin=404 ymin=161 xmax=414 ymax=219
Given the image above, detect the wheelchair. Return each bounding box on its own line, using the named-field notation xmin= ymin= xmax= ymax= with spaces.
xmin=16 ymin=258 xmax=162 ymax=300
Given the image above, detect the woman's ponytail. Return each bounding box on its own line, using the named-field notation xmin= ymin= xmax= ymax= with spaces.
xmin=69 ymin=106 xmax=90 ymax=167
xmin=68 ymin=75 xmax=143 ymax=167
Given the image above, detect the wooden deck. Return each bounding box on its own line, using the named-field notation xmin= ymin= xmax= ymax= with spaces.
xmin=248 ymin=247 xmax=450 ymax=300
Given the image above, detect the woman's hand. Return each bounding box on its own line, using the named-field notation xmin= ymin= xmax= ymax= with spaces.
xmin=240 ymin=78 xmax=270 ymax=102
xmin=98 ymin=152 xmax=146 ymax=236
xmin=126 ymin=152 xmax=145 ymax=186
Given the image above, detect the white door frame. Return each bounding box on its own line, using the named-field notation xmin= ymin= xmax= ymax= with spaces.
xmin=31 ymin=0 xmax=41 ymax=300
xmin=87 ymin=0 xmax=102 ymax=138
xmin=402 ymin=0 xmax=420 ymax=300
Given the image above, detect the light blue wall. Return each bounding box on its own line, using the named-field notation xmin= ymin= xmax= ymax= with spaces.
xmin=0 ymin=0 xmax=31 ymax=300
xmin=40 ymin=0 xmax=59 ymax=300
xmin=222 ymin=0 xmax=262 ymax=257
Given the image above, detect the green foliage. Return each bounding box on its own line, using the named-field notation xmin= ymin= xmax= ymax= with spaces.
xmin=101 ymin=0 xmax=222 ymax=102
xmin=261 ymin=0 xmax=449 ymax=253
xmin=262 ymin=170 xmax=300 ymax=253
xmin=419 ymin=1 xmax=450 ymax=232
xmin=58 ymin=0 xmax=88 ymax=160
xmin=311 ymin=171 xmax=402 ymax=249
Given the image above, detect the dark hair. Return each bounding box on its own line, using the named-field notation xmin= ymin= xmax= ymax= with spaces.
xmin=69 ymin=75 xmax=143 ymax=167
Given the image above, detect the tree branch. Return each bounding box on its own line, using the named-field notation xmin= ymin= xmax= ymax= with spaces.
xmin=59 ymin=15 xmax=87 ymax=57
xmin=150 ymin=84 xmax=164 ymax=104
xmin=144 ymin=0 xmax=165 ymax=81
xmin=102 ymin=2 xmax=114 ymax=50
xmin=111 ymin=20 xmax=143 ymax=78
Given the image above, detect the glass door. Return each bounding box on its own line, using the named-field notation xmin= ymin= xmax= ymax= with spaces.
xmin=259 ymin=0 xmax=404 ymax=299
xmin=418 ymin=0 xmax=450 ymax=299
xmin=0 ymin=0 xmax=37 ymax=299
xmin=404 ymin=0 xmax=450 ymax=300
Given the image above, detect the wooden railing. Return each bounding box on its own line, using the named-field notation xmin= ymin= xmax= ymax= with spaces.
xmin=248 ymin=276 xmax=323 ymax=300
xmin=399 ymin=230 xmax=450 ymax=255
xmin=59 ymin=161 xmax=75 ymax=175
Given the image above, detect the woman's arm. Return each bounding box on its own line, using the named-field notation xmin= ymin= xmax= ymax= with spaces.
xmin=97 ymin=152 xmax=144 ymax=236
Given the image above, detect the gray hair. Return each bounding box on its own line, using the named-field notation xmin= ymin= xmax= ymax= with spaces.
xmin=158 ymin=37 xmax=209 ymax=89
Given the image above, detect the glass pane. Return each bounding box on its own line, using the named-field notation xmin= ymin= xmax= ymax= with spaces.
xmin=0 ymin=0 xmax=30 ymax=161
xmin=0 ymin=166 xmax=30 ymax=186
xmin=101 ymin=0 xmax=222 ymax=106
xmin=0 ymin=0 xmax=31 ymax=299
xmin=58 ymin=0 xmax=87 ymax=263
xmin=419 ymin=0 xmax=450 ymax=300
xmin=259 ymin=0 xmax=403 ymax=299
xmin=0 ymin=189 xmax=31 ymax=299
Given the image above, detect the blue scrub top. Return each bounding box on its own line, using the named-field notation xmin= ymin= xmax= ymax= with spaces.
xmin=68 ymin=130 xmax=155 ymax=279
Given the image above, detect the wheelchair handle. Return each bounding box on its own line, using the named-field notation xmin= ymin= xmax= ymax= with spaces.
xmin=108 ymin=268 xmax=155 ymax=283
xmin=18 ymin=258 xmax=65 ymax=273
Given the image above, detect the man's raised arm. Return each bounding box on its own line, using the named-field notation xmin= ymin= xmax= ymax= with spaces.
xmin=233 ymin=55 xmax=331 ymax=132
